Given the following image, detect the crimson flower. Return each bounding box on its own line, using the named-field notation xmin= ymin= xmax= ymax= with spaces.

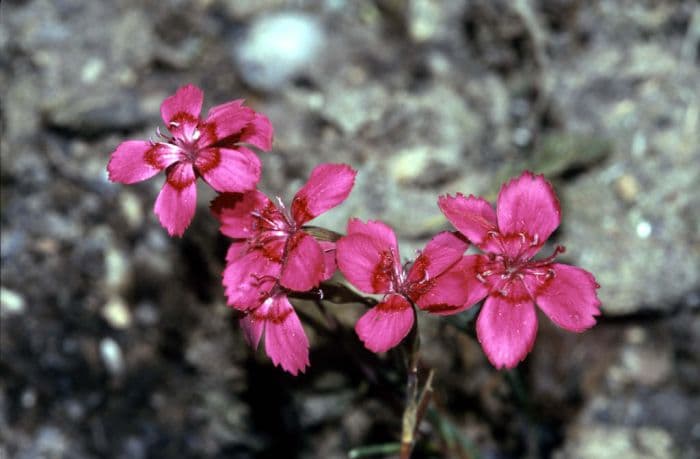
xmin=107 ymin=84 xmax=273 ymax=236
xmin=211 ymin=163 xmax=357 ymax=374
xmin=336 ymin=219 xmax=475 ymax=353
xmin=438 ymin=171 xmax=601 ymax=369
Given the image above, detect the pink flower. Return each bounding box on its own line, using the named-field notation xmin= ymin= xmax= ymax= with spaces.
xmin=211 ymin=163 xmax=357 ymax=374
xmin=438 ymin=171 xmax=601 ymax=369
xmin=107 ymin=84 xmax=273 ymax=236
xmin=336 ymin=219 xmax=473 ymax=353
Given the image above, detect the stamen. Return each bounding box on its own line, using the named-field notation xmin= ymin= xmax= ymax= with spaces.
xmin=192 ymin=129 xmax=201 ymax=141
xmin=476 ymin=273 xmax=487 ymax=283
xmin=530 ymin=233 xmax=539 ymax=246
xmin=529 ymin=245 xmax=566 ymax=268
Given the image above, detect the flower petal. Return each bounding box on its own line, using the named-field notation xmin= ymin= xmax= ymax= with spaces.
xmin=199 ymin=99 xmax=255 ymax=147
xmin=337 ymin=223 xmax=400 ymax=294
xmin=153 ymin=163 xmax=197 ymax=237
xmin=318 ymin=240 xmax=337 ymax=281
xmin=196 ymin=147 xmax=261 ymax=193
xmin=496 ymin=171 xmax=561 ymax=244
xmin=240 ymin=312 xmax=265 ymax=349
xmin=280 ymin=232 xmax=325 ymax=292
xmin=211 ymin=190 xmax=271 ymax=239
xmin=107 ymin=141 xmax=183 ymax=184
xmin=476 ymin=294 xmax=538 ymax=369
xmin=438 ymin=193 xmax=498 ymax=248
xmin=346 ymin=218 xmax=399 ymax=249
xmin=160 ymin=84 xmax=203 ymax=140
xmin=530 ymin=263 xmax=601 ymax=332
xmin=223 ymin=248 xmax=281 ymax=310
xmin=259 ymin=295 xmax=310 ymax=375
xmin=355 ymin=294 xmax=414 ymax=353
xmin=291 ymin=163 xmax=357 ymax=225
xmin=407 ymin=231 xmax=468 ymax=283
xmin=225 ymin=241 xmax=247 ymax=263
xmin=413 ymin=256 xmax=489 ymax=315
xmin=238 ymin=112 xmax=274 ymax=151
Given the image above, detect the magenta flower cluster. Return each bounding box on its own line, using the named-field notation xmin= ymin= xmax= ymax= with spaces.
xmin=108 ymin=84 xmax=601 ymax=375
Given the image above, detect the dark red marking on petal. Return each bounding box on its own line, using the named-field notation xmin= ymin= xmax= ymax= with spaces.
xmin=291 ymin=195 xmax=314 ymax=225
xmin=420 ymin=303 xmax=460 ymax=314
xmin=376 ymin=295 xmax=412 ymax=312
xmin=405 ymin=277 xmax=436 ymax=302
xmin=195 ymin=148 xmax=221 ymax=174
xmin=260 ymin=240 xmax=284 ymax=263
xmin=371 ymin=250 xmax=396 ymax=292
xmin=169 ymin=112 xmax=198 ymax=129
xmin=143 ymin=144 xmax=163 ymax=169
xmin=410 ymin=254 xmax=429 ymax=280
xmin=251 ymin=306 xmax=292 ymax=324
xmin=166 ymin=166 xmax=196 ymax=191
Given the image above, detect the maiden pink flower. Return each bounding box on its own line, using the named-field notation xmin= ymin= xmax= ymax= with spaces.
xmin=211 ymin=163 xmax=357 ymax=374
xmin=107 ymin=84 xmax=273 ymax=236
xmin=438 ymin=171 xmax=601 ymax=369
xmin=336 ymin=219 xmax=473 ymax=353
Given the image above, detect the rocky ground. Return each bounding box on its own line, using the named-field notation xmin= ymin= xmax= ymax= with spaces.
xmin=1 ymin=0 xmax=699 ymax=458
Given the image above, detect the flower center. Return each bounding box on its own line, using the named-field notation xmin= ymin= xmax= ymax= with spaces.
xmin=476 ymin=231 xmax=566 ymax=294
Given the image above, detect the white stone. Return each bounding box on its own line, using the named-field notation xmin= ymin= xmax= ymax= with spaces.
xmin=234 ymin=12 xmax=323 ymax=91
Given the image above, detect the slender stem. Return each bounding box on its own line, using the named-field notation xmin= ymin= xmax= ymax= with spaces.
xmin=348 ymin=443 xmax=401 ymax=458
xmin=400 ymin=310 xmax=424 ymax=459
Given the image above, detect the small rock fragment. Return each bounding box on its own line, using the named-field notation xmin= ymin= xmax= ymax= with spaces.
xmin=234 ymin=12 xmax=323 ymax=91
xmin=102 ymin=296 xmax=132 ymax=329
xmin=0 ymin=287 xmax=25 ymax=316
xmin=100 ymin=337 xmax=125 ymax=376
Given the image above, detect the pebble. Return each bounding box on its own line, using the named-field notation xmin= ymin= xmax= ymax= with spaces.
xmin=614 ymin=174 xmax=640 ymax=203
xmin=119 ymin=191 xmax=143 ymax=229
xmin=104 ymin=248 xmax=129 ymax=292
xmin=0 ymin=287 xmax=26 ymax=316
xmin=102 ymin=296 xmax=132 ymax=329
xmin=234 ymin=12 xmax=324 ymax=91
xmin=100 ymin=337 xmax=125 ymax=376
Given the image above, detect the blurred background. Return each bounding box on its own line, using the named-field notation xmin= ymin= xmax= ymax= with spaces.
xmin=1 ymin=0 xmax=699 ymax=458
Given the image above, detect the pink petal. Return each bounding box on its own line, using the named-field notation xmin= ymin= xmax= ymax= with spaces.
xmin=240 ymin=313 xmax=264 ymax=349
xmin=291 ymin=163 xmax=357 ymax=225
xmin=280 ymin=232 xmax=325 ymax=292
xmin=153 ymin=163 xmax=197 ymax=237
xmin=238 ymin=112 xmax=274 ymax=151
xmin=337 ymin=230 xmax=399 ymax=294
xmin=438 ymin=193 xmax=498 ymax=249
xmin=196 ymin=147 xmax=261 ymax=193
xmin=107 ymin=141 xmax=183 ymax=184
xmin=407 ymin=231 xmax=468 ymax=284
xmin=355 ymin=294 xmax=414 ymax=353
xmin=529 ymin=263 xmax=601 ymax=332
xmin=225 ymin=241 xmax=246 ymax=263
xmin=413 ymin=256 xmax=489 ymax=315
xmin=223 ymin=248 xmax=281 ymax=310
xmin=211 ymin=190 xmax=271 ymax=239
xmin=318 ymin=241 xmax=337 ymax=281
xmin=476 ymin=293 xmax=538 ymax=369
xmin=346 ymin=218 xmax=399 ymax=249
xmin=496 ymin=171 xmax=561 ymax=244
xmin=160 ymin=84 xmax=203 ymax=140
xmin=199 ymin=99 xmax=255 ymax=147
xmin=259 ymin=295 xmax=310 ymax=375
